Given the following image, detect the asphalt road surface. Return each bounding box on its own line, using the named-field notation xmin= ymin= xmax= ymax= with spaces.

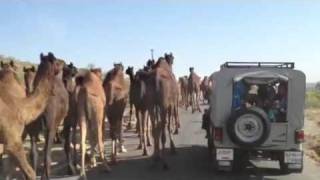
xmin=2 ymin=106 xmax=319 ymax=180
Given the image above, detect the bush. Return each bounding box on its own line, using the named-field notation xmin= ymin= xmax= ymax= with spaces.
xmin=306 ymin=91 xmax=320 ymax=108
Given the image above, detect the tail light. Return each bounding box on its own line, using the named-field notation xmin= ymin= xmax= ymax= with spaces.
xmin=295 ymin=130 xmax=304 ymax=144
xmin=214 ymin=127 xmax=223 ymax=142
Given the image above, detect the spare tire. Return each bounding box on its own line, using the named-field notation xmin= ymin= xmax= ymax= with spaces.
xmin=227 ymin=107 xmax=271 ymax=148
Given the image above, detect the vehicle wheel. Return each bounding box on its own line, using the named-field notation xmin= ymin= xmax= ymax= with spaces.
xmin=227 ymin=107 xmax=271 ymax=148
xmin=207 ymin=123 xmax=214 ymax=159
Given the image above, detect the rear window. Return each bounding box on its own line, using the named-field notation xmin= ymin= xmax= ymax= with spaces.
xmin=232 ymin=79 xmax=288 ymax=122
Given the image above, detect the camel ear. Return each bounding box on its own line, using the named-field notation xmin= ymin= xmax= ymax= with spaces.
xmin=48 ymin=52 xmax=55 ymax=63
xmin=31 ymin=66 xmax=36 ymax=72
xmin=40 ymin=53 xmax=44 ymax=60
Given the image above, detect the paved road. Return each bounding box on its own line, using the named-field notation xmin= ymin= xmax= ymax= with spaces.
xmin=1 ymin=106 xmax=315 ymax=180
xmin=46 ymin=106 xmax=320 ymax=180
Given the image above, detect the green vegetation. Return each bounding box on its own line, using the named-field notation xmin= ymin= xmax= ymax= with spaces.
xmin=306 ymin=90 xmax=320 ymax=108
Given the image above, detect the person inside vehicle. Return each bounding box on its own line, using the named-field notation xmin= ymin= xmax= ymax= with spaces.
xmin=275 ymin=82 xmax=288 ymax=122
xmin=245 ymin=84 xmax=259 ymax=108
xmin=232 ymin=81 xmax=247 ymax=110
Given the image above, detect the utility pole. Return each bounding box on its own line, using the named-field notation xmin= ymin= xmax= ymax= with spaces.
xmin=150 ymin=49 xmax=154 ymax=60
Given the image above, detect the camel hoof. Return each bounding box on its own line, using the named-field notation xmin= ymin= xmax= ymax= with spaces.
xmin=143 ymin=149 xmax=148 ymax=156
xmin=173 ymin=129 xmax=179 ymax=135
xmin=137 ymin=144 xmax=142 ymax=150
xmin=78 ymin=174 xmax=87 ymax=180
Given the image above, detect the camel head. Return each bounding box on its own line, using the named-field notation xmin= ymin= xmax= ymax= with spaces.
xmin=114 ymin=63 xmax=124 ymax=71
xmin=189 ymin=67 xmax=194 ymax=73
xmin=63 ymin=62 xmax=78 ymax=92
xmin=23 ymin=66 xmax=36 ymax=94
xmin=164 ymin=52 xmax=174 ymax=66
xmin=125 ymin=66 xmax=134 ymax=76
xmin=33 ymin=52 xmax=58 ymax=88
xmin=0 ymin=60 xmax=18 ymax=72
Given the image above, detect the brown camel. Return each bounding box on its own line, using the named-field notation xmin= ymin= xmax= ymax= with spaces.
xmin=61 ymin=62 xmax=78 ymax=175
xmin=188 ymin=67 xmax=201 ymax=113
xmin=125 ymin=66 xmax=152 ymax=156
xmin=150 ymin=53 xmax=179 ymax=169
xmin=179 ymin=76 xmax=189 ymax=109
xmin=38 ymin=58 xmax=70 ymax=180
xmin=0 ymin=52 xmax=57 ymax=180
xmin=103 ymin=63 xmax=129 ymax=163
xmin=77 ymin=68 xmax=111 ymax=180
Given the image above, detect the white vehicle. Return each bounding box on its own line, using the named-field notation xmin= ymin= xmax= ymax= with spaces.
xmin=206 ymin=62 xmax=305 ymax=173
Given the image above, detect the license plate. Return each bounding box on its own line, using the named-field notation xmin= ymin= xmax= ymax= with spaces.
xmin=216 ymin=149 xmax=233 ymax=161
xmin=284 ymin=151 xmax=302 ymax=164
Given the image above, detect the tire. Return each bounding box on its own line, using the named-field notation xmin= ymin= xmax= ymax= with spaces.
xmin=227 ymin=107 xmax=271 ymax=148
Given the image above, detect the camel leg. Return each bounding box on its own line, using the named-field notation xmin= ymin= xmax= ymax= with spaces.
xmin=63 ymin=124 xmax=76 ymax=175
xmin=79 ymin=117 xmax=87 ymax=180
xmin=196 ymin=91 xmax=201 ymax=112
xmin=41 ymin=128 xmax=56 ymax=180
xmin=137 ymin=110 xmax=143 ymax=150
xmin=127 ymin=103 xmax=133 ymax=130
xmin=6 ymin=140 xmax=36 ymax=180
xmin=3 ymin=153 xmax=14 ymax=180
xmin=135 ymin=108 xmax=140 ymax=135
xmin=160 ymin=109 xmax=169 ymax=170
xmin=173 ymin=105 xmax=180 ymax=135
xmin=141 ymin=110 xmax=148 ymax=156
xmin=111 ymin=139 xmax=117 ymax=164
xmin=96 ymin=108 xmax=111 ymax=172
xmin=29 ymin=135 xmax=38 ymax=172
xmin=71 ymin=125 xmax=78 ymax=169
xmin=146 ymin=113 xmax=152 ymax=147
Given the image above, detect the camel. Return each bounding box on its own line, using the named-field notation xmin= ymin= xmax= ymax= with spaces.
xmin=125 ymin=66 xmax=136 ymax=131
xmin=179 ymin=76 xmax=189 ymax=109
xmin=0 ymin=52 xmax=57 ymax=180
xmin=22 ymin=65 xmax=44 ymax=172
xmin=125 ymin=66 xmax=152 ymax=156
xmin=188 ymin=67 xmax=201 ymax=113
xmin=200 ymin=76 xmax=211 ymax=104
xmin=30 ymin=57 xmax=69 ymax=180
xmin=149 ymin=53 xmax=179 ymax=169
xmin=103 ymin=63 xmax=129 ymax=163
xmin=77 ymin=68 xmax=111 ymax=180
xmin=61 ymin=62 xmax=78 ymax=175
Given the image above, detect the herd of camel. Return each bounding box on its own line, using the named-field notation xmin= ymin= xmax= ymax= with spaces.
xmin=0 ymin=52 xmax=212 ymax=180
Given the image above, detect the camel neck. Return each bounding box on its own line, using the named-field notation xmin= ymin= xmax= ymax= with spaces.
xmin=20 ymin=78 xmax=52 ymax=125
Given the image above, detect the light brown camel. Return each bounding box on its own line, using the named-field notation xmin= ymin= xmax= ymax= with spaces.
xmin=103 ymin=63 xmax=128 ymax=163
xmin=61 ymin=62 xmax=79 ymax=175
xmin=0 ymin=52 xmax=57 ymax=180
xmin=77 ymin=68 xmax=111 ymax=180
xmin=150 ymin=53 xmax=179 ymax=169
xmin=37 ymin=57 xmax=69 ymax=180
xmin=125 ymin=66 xmax=152 ymax=156
xmin=22 ymin=65 xmax=44 ymax=172
xmin=179 ymin=76 xmax=189 ymax=109
xmin=200 ymin=76 xmax=211 ymax=104
xmin=188 ymin=67 xmax=201 ymax=113
xmin=125 ymin=66 xmax=136 ymax=130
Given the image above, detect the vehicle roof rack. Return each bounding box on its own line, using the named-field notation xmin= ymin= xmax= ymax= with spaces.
xmin=221 ymin=62 xmax=295 ymax=69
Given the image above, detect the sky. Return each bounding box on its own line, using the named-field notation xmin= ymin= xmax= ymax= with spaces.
xmin=0 ymin=0 xmax=320 ymax=82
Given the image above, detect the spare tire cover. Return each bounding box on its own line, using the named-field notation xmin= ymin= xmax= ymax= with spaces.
xmin=227 ymin=107 xmax=271 ymax=148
